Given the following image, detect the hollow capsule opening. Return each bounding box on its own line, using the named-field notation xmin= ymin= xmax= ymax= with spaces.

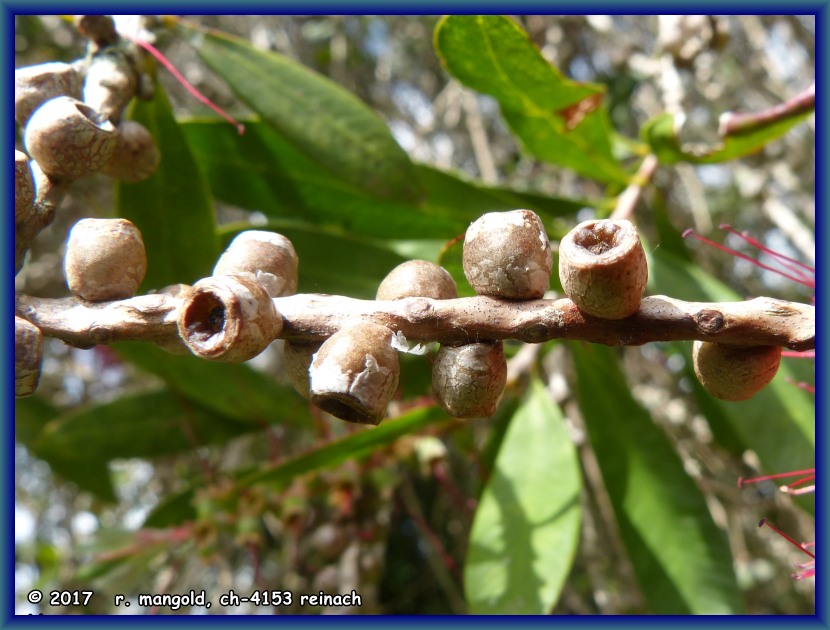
xmin=75 ymin=100 xmax=114 ymax=130
xmin=313 ymin=394 xmax=377 ymax=425
xmin=181 ymin=291 xmax=227 ymax=346
xmin=573 ymin=221 xmax=622 ymax=256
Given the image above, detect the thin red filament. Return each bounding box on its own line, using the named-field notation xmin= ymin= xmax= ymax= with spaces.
xmin=786 ymin=378 xmax=816 ymax=395
xmin=682 ymin=228 xmax=814 ymax=289
xmin=739 ymin=468 xmax=815 ymax=489
xmin=126 ymin=35 xmax=245 ymax=135
xmin=758 ymin=519 xmax=815 ymax=559
xmin=782 ymin=350 xmax=816 ymax=359
xmin=719 ymin=224 xmax=814 ymax=280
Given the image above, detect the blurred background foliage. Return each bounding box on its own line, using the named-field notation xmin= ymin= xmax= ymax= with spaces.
xmin=14 ymin=15 xmax=814 ymax=615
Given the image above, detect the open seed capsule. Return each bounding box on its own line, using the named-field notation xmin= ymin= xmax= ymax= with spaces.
xmin=558 ymin=219 xmax=648 ymax=319
xmin=309 ymin=322 xmax=400 ymax=425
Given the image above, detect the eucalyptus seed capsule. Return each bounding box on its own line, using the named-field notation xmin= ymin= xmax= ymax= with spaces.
xmin=463 ymin=209 xmax=553 ymax=300
xmin=64 ymin=218 xmax=147 ymax=301
xmin=559 ymin=219 xmax=648 ymax=319
xmin=24 ymin=96 xmax=116 ymax=180
xmin=376 ymin=260 xmax=457 ymax=301
xmin=692 ymin=341 xmax=781 ymax=401
xmin=178 ymin=275 xmax=283 ymax=363
xmin=309 ymin=322 xmax=400 ymax=425
xmin=214 ymin=231 xmax=299 ymax=298
xmin=432 ymin=341 xmax=507 ymax=418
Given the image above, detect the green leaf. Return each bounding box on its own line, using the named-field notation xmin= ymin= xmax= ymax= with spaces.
xmin=113 ymin=343 xmax=311 ymax=428
xmin=642 ymin=108 xmax=814 ymax=165
xmin=16 ymin=396 xmax=116 ymax=502
xmin=650 ymin=248 xmax=814 ymax=485
xmin=144 ymin=405 xmax=450 ymax=527
xmin=33 ymin=389 xmax=250 ymax=464
xmin=434 ymin=15 xmax=629 ymax=184
xmin=15 ymin=394 xmax=59 ymax=447
xmin=571 ymin=343 xmax=743 ymax=614
xmin=181 ymin=120 xmax=589 ymax=242
xmin=239 ymin=405 xmax=448 ymax=488
xmin=182 ymin=119 xmax=462 ymax=239
xmin=464 ymin=379 xmax=581 ymax=614
xmin=119 ymin=82 xmax=220 ymax=289
xmin=415 ymin=164 xmax=591 ymax=227
xmin=143 ymin=489 xmax=197 ymax=528
xmin=183 ymin=24 xmax=423 ymax=202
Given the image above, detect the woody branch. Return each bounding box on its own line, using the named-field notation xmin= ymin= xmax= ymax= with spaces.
xmin=15 ymin=291 xmax=815 ymax=353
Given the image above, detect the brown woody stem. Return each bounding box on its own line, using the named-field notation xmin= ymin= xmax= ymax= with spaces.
xmin=16 ymin=291 xmax=814 ymax=353
xmin=719 ymin=82 xmax=815 ymax=137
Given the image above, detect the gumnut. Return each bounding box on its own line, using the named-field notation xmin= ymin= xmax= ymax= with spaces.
xmin=64 ymin=218 xmax=147 ymax=301
xmin=214 ymin=231 xmax=299 ymax=298
xmin=74 ymin=15 xmax=119 ymax=48
xmin=24 ymin=96 xmax=116 ymax=180
xmin=692 ymin=341 xmax=781 ymax=401
xmin=463 ymin=209 xmax=553 ymax=299
xmin=309 ymin=322 xmax=400 ymax=425
xmin=15 ymin=151 xmax=35 ymax=227
xmin=16 ymin=161 xmax=72 ymax=274
xmin=178 ymin=275 xmax=283 ymax=363
xmin=282 ymin=340 xmax=323 ymax=399
xmin=376 ymin=260 xmax=458 ymax=301
xmin=558 ymin=218 xmax=648 ymax=319
xmin=15 ymin=62 xmax=83 ymax=127
xmin=432 ymin=341 xmax=507 ymax=418
xmin=15 ymin=317 xmax=43 ymax=397
xmin=101 ymin=120 xmax=160 ymax=182
xmin=83 ymin=49 xmax=139 ymax=124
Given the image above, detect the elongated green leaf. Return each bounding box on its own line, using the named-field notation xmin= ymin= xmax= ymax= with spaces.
xmin=181 ymin=121 xmax=589 ymax=241
xmin=113 ymin=343 xmax=311 ymax=428
xmin=416 ymin=165 xmax=591 ymax=232
xmin=119 ymin=83 xmax=220 ymax=288
xmin=435 ymin=16 xmax=629 ymax=184
xmin=15 ymin=394 xmax=59 ymax=446
xmin=183 ymin=25 xmax=423 ymax=202
xmin=16 ymin=396 xmax=116 ymax=501
xmin=642 ymin=108 xmax=814 ymax=165
xmin=464 ymin=379 xmax=581 ymax=614
xmin=650 ymin=248 xmax=814 ymax=485
xmin=572 ymin=343 xmax=743 ymax=614
xmin=181 ymin=120 xmax=459 ymax=239
xmin=144 ymin=405 xmax=450 ymax=527
xmin=33 ymin=389 xmax=251 ymax=464
xmin=240 ymin=405 xmax=448 ymax=487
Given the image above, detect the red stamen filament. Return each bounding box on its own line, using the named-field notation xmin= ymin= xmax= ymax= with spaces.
xmin=758 ymin=519 xmax=815 ymax=559
xmin=738 ymin=468 xmax=816 ymax=488
xmin=782 ymin=350 xmax=816 ymax=359
xmin=683 ymin=228 xmax=814 ymax=289
xmin=719 ymin=224 xmax=815 ymax=279
xmin=786 ymin=379 xmax=816 ymax=395
xmin=126 ymin=35 xmax=245 ymax=135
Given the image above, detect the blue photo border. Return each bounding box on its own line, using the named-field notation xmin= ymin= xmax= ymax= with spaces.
xmin=3 ymin=3 xmax=825 ymax=627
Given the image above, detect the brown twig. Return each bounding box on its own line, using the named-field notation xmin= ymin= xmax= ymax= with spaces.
xmin=16 ymin=291 xmax=814 ymax=353
xmin=718 ymin=81 xmax=815 ymax=137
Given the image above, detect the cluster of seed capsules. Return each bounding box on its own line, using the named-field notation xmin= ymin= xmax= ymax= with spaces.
xmin=15 ymin=203 xmax=782 ymax=421
xmin=14 ymin=18 xmax=781 ymax=419
xmin=14 ymin=16 xmax=160 ymax=397
xmin=143 ymin=210 xmax=782 ymax=425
